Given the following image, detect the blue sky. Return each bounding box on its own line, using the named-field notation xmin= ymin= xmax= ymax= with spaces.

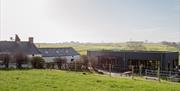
xmin=0 ymin=0 xmax=179 ymax=43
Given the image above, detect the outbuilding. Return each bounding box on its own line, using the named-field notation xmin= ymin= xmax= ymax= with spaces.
xmin=87 ymin=50 xmax=179 ymax=72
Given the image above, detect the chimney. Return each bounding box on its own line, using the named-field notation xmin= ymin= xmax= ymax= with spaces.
xmin=15 ymin=34 xmax=21 ymax=43
xmin=29 ymin=37 xmax=34 ymax=43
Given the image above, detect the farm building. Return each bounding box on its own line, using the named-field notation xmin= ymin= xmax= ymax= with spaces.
xmin=0 ymin=35 xmax=42 ymax=68
xmin=39 ymin=47 xmax=80 ymax=63
xmin=87 ymin=50 xmax=179 ymax=72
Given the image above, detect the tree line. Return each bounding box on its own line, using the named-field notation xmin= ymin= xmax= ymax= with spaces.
xmin=0 ymin=53 xmax=89 ymax=71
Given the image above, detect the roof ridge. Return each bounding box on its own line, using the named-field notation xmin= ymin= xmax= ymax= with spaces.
xmin=0 ymin=41 xmax=41 ymax=54
xmin=39 ymin=47 xmax=73 ymax=49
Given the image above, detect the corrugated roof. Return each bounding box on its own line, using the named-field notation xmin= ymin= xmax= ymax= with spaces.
xmin=39 ymin=47 xmax=80 ymax=57
xmin=0 ymin=41 xmax=41 ymax=54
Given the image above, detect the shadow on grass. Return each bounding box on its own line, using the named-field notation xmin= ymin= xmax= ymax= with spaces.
xmin=0 ymin=68 xmax=33 ymax=71
xmin=0 ymin=68 xmax=93 ymax=74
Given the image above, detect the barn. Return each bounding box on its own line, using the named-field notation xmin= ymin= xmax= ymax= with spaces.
xmin=87 ymin=50 xmax=179 ymax=72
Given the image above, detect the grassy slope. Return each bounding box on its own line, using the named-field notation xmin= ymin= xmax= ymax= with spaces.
xmin=0 ymin=70 xmax=180 ymax=91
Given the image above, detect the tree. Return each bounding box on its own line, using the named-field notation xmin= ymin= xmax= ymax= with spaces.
xmin=14 ymin=52 xmax=29 ymax=69
xmin=31 ymin=57 xmax=45 ymax=69
xmin=88 ymin=56 xmax=98 ymax=69
xmin=0 ymin=54 xmax=11 ymax=68
xmin=78 ymin=55 xmax=88 ymax=66
xmin=53 ymin=57 xmax=67 ymax=69
xmin=69 ymin=60 xmax=86 ymax=71
xmin=161 ymin=41 xmax=180 ymax=49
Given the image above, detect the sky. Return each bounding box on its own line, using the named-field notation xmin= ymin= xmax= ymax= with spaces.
xmin=0 ymin=0 xmax=180 ymax=43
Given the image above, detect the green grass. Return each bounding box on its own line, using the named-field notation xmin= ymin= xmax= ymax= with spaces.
xmin=0 ymin=70 xmax=180 ymax=91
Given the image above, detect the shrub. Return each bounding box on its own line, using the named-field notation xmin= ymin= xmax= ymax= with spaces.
xmin=31 ymin=57 xmax=45 ymax=69
xmin=46 ymin=62 xmax=55 ymax=69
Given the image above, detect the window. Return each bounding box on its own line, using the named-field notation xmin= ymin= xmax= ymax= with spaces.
xmin=65 ymin=50 xmax=69 ymax=53
xmin=71 ymin=59 xmax=74 ymax=62
xmin=56 ymin=51 xmax=59 ymax=53
xmin=45 ymin=51 xmax=48 ymax=54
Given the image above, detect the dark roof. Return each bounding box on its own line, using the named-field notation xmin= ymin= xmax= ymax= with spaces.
xmin=0 ymin=41 xmax=41 ymax=54
xmin=88 ymin=50 xmax=179 ymax=61
xmin=39 ymin=47 xmax=80 ymax=57
xmin=88 ymin=49 xmax=178 ymax=54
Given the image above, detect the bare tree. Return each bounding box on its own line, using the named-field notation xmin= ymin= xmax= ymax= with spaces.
xmin=53 ymin=57 xmax=67 ymax=69
xmin=88 ymin=56 xmax=98 ymax=69
xmin=80 ymin=55 xmax=88 ymax=66
xmin=0 ymin=54 xmax=11 ymax=68
xmin=14 ymin=52 xmax=29 ymax=69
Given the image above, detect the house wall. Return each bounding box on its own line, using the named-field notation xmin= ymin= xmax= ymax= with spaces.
xmin=43 ymin=55 xmax=80 ymax=63
xmin=27 ymin=54 xmax=42 ymax=58
xmin=8 ymin=63 xmax=32 ymax=68
xmin=65 ymin=55 xmax=80 ymax=63
xmin=0 ymin=53 xmax=42 ymax=68
xmin=10 ymin=54 xmax=42 ymax=68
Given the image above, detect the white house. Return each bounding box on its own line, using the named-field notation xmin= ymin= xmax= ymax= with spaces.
xmin=39 ymin=47 xmax=80 ymax=63
xmin=0 ymin=35 xmax=42 ymax=68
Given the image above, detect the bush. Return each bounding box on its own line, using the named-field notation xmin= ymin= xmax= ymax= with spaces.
xmin=31 ymin=57 xmax=45 ymax=69
xmin=46 ymin=62 xmax=55 ymax=69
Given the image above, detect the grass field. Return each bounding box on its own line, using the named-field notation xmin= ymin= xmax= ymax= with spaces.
xmin=0 ymin=69 xmax=180 ymax=91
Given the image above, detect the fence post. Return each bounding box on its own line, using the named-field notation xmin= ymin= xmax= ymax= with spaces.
xmin=75 ymin=61 xmax=77 ymax=71
xmin=139 ymin=65 xmax=142 ymax=76
xmin=132 ymin=66 xmax=134 ymax=79
xmin=169 ymin=71 xmax=171 ymax=77
xmin=145 ymin=69 xmax=147 ymax=76
xmin=109 ymin=64 xmax=111 ymax=77
xmin=157 ymin=65 xmax=161 ymax=82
